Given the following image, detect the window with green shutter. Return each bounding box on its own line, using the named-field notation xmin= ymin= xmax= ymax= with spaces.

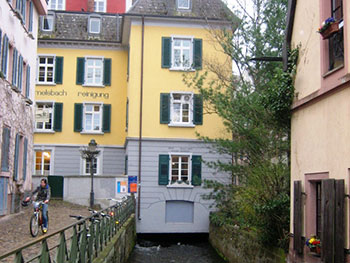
xmin=1 ymin=35 xmax=9 ymax=77
xmin=102 ymin=104 xmax=111 ymax=133
xmin=193 ymin=94 xmax=203 ymax=125
xmin=74 ymin=103 xmax=83 ymax=132
xmin=160 ymin=93 xmax=170 ymax=124
xmin=159 ymin=155 xmax=170 ymax=185
xmin=76 ymin=57 xmax=85 ymax=85
xmin=13 ymin=134 xmax=20 ymax=181
xmin=162 ymin=37 xmax=172 ymax=68
xmin=54 ymin=103 xmax=63 ymax=132
xmin=103 ymin=58 xmax=111 ymax=86
xmin=191 ymin=155 xmax=202 ymax=186
xmin=1 ymin=127 xmax=10 ymax=172
xmin=22 ymin=138 xmax=28 ymax=181
xmin=55 ymin=56 xmax=64 ymax=84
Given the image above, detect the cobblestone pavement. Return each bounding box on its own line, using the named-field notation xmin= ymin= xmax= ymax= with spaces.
xmin=0 ymin=200 xmax=91 ymax=262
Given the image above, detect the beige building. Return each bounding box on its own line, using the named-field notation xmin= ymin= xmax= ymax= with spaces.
xmin=287 ymin=0 xmax=350 ymax=262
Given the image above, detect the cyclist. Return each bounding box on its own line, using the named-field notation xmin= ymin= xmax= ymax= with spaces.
xmin=25 ymin=178 xmax=51 ymax=233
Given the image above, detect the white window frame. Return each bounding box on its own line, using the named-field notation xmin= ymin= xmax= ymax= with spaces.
xmin=84 ymin=57 xmax=104 ymax=86
xmin=41 ymin=13 xmax=55 ymax=32
xmin=82 ymin=103 xmax=103 ymax=133
xmin=94 ymin=0 xmax=106 ymax=12
xmin=177 ymin=0 xmax=191 ymax=10
xmin=169 ymin=92 xmax=194 ymax=127
xmin=48 ymin=0 xmax=65 ymax=10
xmin=83 ymin=157 xmax=100 ymax=175
xmin=35 ymin=101 xmax=55 ymax=132
xmin=37 ymin=55 xmax=56 ymax=84
xmin=33 ymin=147 xmax=54 ymax=176
xmin=89 ymin=17 xmax=101 ymax=34
xmin=171 ymin=36 xmax=194 ymax=70
xmin=168 ymin=153 xmax=193 ymax=187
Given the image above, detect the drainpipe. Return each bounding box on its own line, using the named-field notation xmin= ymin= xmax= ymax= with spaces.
xmin=137 ymin=16 xmax=145 ymax=220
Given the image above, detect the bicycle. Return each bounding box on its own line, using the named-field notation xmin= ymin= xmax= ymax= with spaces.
xmin=29 ymin=201 xmax=49 ymax=237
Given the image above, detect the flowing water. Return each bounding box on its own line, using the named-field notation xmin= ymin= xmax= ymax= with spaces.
xmin=127 ymin=234 xmax=226 ymax=263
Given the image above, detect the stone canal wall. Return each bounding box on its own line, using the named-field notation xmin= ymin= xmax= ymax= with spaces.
xmin=93 ymin=214 xmax=136 ymax=263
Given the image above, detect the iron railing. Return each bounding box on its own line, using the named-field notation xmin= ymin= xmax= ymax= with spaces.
xmin=0 ymin=196 xmax=135 ymax=263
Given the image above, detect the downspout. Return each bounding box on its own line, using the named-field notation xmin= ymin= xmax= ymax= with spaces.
xmin=137 ymin=15 xmax=145 ymax=220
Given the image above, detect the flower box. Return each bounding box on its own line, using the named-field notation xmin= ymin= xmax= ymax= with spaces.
xmin=320 ymin=21 xmax=340 ymax=39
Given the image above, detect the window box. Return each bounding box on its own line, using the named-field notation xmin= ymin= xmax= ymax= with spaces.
xmin=320 ymin=21 xmax=340 ymax=40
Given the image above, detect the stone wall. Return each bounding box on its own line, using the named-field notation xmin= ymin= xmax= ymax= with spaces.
xmin=93 ymin=214 xmax=136 ymax=263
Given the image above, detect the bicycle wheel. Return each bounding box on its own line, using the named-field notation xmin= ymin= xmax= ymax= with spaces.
xmin=30 ymin=214 xmax=39 ymax=237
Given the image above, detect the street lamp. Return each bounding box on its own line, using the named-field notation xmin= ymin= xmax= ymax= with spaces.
xmin=80 ymin=139 xmax=100 ymax=208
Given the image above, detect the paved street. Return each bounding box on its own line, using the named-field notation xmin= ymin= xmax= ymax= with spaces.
xmin=0 ymin=200 xmax=91 ymax=262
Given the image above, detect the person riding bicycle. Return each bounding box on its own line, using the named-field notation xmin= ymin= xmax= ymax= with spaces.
xmin=25 ymin=179 xmax=50 ymax=233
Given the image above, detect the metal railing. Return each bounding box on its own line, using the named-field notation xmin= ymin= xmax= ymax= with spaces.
xmin=0 ymin=196 xmax=135 ymax=263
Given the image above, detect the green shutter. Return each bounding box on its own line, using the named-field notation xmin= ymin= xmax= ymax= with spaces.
xmin=76 ymin=57 xmax=85 ymax=85
xmin=74 ymin=103 xmax=83 ymax=132
xmin=12 ymin=49 xmax=18 ymax=86
xmin=103 ymin=58 xmax=111 ymax=86
xmin=102 ymin=104 xmax=111 ymax=133
xmin=0 ymin=30 xmax=2 ymax=72
xmin=55 ymin=56 xmax=64 ymax=84
xmin=22 ymin=138 xmax=28 ymax=181
xmin=13 ymin=134 xmax=20 ymax=181
xmin=161 ymin=37 xmax=172 ymax=68
xmin=191 ymin=155 xmax=202 ymax=186
xmin=1 ymin=127 xmax=10 ymax=172
xmin=159 ymin=155 xmax=169 ymax=185
xmin=21 ymin=0 xmax=26 ymax=24
xmin=25 ymin=66 xmax=30 ymax=98
xmin=2 ymin=35 xmax=9 ymax=77
xmin=193 ymin=94 xmax=203 ymax=125
xmin=29 ymin=1 xmax=33 ymax=32
xmin=160 ymin=93 xmax=170 ymax=124
xmin=18 ymin=55 xmax=23 ymax=91
xmin=53 ymin=103 xmax=63 ymax=132
xmin=193 ymin=39 xmax=202 ymax=70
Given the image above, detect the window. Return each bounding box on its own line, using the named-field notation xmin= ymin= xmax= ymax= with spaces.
xmin=177 ymin=0 xmax=190 ymax=9
xmin=84 ymin=157 xmax=98 ymax=175
xmin=1 ymin=127 xmax=11 ymax=172
xmin=89 ymin=17 xmax=101 ymax=34
xmin=85 ymin=58 xmax=103 ymax=86
xmin=94 ymin=0 xmax=106 ymax=12
xmin=84 ymin=104 xmax=102 ymax=132
xmin=172 ymin=38 xmax=192 ymax=69
xmin=48 ymin=0 xmax=65 ymax=10
xmin=38 ymin=56 xmax=55 ymax=84
xmin=35 ymin=151 xmax=51 ymax=175
xmin=41 ymin=14 xmax=54 ymax=32
xmin=171 ymin=155 xmax=190 ymax=184
xmin=35 ymin=103 xmax=53 ymax=131
xmin=170 ymin=93 xmax=193 ymax=125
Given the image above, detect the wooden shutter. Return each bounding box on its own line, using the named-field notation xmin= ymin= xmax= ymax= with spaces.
xmin=12 ymin=49 xmax=18 ymax=86
xmin=293 ymin=180 xmax=303 ymax=254
xmin=74 ymin=103 xmax=83 ymax=132
xmin=18 ymin=55 xmax=23 ymax=91
xmin=13 ymin=134 xmax=20 ymax=181
xmin=191 ymin=155 xmax=202 ymax=186
xmin=103 ymin=58 xmax=111 ymax=86
xmin=25 ymin=65 xmax=30 ymax=98
xmin=160 ymin=93 xmax=170 ymax=124
xmin=0 ymin=29 xmax=2 ymax=70
xmin=55 ymin=56 xmax=64 ymax=84
xmin=102 ymin=104 xmax=111 ymax=133
xmin=158 ymin=155 xmax=169 ymax=185
xmin=2 ymin=35 xmax=9 ymax=77
xmin=334 ymin=179 xmax=344 ymax=263
xmin=193 ymin=39 xmax=203 ymax=70
xmin=21 ymin=0 xmax=26 ymax=23
xmin=22 ymin=138 xmax=28 ymax=181
xmin=193 ymin=94 xmax=203 ymax=125
xmin=53 ymin=103 xmax=63 ymax=132
xmin=161 ymin=37 xmax=172 ymax=68
xmin=29 ymin=1 xmax=33 ymax=32
xmin=76 ymin=57 xmax=85 ymax=85
xmin=1 ymin=127 xmax=10 ymax=172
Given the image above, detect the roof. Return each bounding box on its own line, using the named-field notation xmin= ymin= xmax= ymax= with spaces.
xmin=127 ymin=0 xmax=234 ymax=21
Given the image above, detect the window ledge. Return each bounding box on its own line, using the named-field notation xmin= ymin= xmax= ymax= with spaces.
xmin=167 ymin=184 xmax=194 ymax=189
xmin=168 ymin=123 xmax=195 ymax=128
xmin=36 ymin=83 xmax=56 ymax=86
xmin=80 ymin=131 xmax=104 ymax=135
xmin=322 ymin=64 xmax=344 ymax=78
xmin=82 ymin=84 xmax=105 ymax=88
xmin=35 ymin=130 xmax=55 ymax=134
xmin=169 ymin=68 xmax=195 ymax=72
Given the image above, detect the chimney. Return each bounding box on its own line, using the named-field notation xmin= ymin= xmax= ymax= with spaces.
xmin=87 ymin=0 xmax=95 ymax=12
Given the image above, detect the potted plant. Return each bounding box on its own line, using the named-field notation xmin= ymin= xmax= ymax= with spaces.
xmin=306 ymin=236 xmax=321 ymax=255
xmin=317 ymin=17 xmax=340 ymax=39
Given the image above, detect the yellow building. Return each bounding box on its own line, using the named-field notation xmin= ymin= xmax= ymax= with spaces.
xmin=34 ymin=0 xmax=233 ymax=233
xmin=287 ymin=0 xmax=350 ymax=261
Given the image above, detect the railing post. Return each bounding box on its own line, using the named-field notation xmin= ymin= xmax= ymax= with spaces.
xmin=87 ymin=221 xmax=95 ymax=262
xmin=39 ymin=240 xmax=51 ymax=263
xmin=69 ymin=226 xmax=78 ymax=263
xmin=79 ymin=224 xmax=88 ymax=263
xmin=15 ymin=250 xmax=24 ymax=263
xmin=95 ymin=220 xmax=100 ymax=257
xmin=56 ymin=231 xmax=68 ymax=263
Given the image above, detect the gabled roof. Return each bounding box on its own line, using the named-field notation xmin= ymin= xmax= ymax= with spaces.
xmin=127 ymin=0 xmax=234 ymax=21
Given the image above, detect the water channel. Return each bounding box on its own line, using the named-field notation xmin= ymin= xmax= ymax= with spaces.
xmin=127 ymin=234 xmax=226 ymax=263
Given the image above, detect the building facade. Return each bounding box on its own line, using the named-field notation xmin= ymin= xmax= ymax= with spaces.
xmin=34 ymin=0 xmax=233 ymax=233
xmin=0 ymin=0 xmax=47 ymax=216
xmin=45 ymin=0 xmax=127 ymax=13
xmin=288 ymin=0 xmax=350 ymax=261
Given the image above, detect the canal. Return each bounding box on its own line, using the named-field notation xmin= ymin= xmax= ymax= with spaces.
xmin=127 ymin=234 xmax=226 ymax=263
